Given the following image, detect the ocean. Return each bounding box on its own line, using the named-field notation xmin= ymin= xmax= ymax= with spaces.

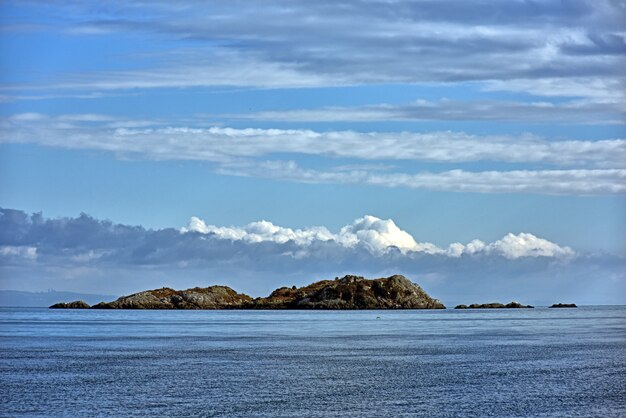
xmin=1 ymin=306 xmax=625 ymax=417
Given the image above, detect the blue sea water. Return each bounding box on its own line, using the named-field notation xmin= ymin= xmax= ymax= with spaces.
xmin=1 ymin=307 xmax=625 ymax=417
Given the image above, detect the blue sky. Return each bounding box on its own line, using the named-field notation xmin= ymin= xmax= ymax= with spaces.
xmin=0 ymin=1 xmax=625 ymax=305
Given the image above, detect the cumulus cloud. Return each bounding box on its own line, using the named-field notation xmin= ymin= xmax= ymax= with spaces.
xmin=337 ymin=215 xmax=437 ymax=255
xmin=446 ymin=234 xmax=575 ymax=259
xmin=182 ymin=215 xmax=440 ymax=255
xmin=182 ymin=217 xmax=335 ymax=246
xmin=181 ymin=214 xmax=573 ymax=259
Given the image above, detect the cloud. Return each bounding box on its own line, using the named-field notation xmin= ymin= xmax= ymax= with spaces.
xmin=484 ymin=77 xmax=626 ymax=102
xmin=3 ymin=115 xmax=625 ymax=195
xmin=1 ymin=207 xmax=575 ymax=264
xmin=182 ymin=217 xmax=335 ymax=246
xmin=182 ymin=214 xmax=575 ymax=259
xmin=3 ymin=1 xmax=625 ymax=99
xmin=337 ymin=215 xmax=439 ymax=255
xmin=182 ymin=215 xmax=440 ymax=255
xmin=4 ymin=116 xmax=624 ymax=168
xmin=220 ymin=160 xmax=626 ymax=195
xmin=220 ymin=98 xmax=625 ymax=125
xmin=1 ymin=207 xmax=623 ymax=304
xmin=448 ymin=233 xmax=575 ymax=259
xmin=0 ymin=245 xmax=37 ymax=260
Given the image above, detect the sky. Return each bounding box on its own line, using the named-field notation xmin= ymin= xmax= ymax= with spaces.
xmin=0 ymin=0 xmax=625 ymax=306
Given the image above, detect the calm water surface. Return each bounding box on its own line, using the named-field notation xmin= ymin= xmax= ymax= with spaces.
xmin=1 ymin=307 xmax=625 ymax=417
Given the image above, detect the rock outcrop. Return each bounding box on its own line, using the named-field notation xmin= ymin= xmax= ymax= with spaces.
xmin=550 ymin=303 xmax=577 ymax=308
xmin=49 ymin=300 xmax=91 ymax=309
xmin=455 ymin=301 xmax=533 ymax=309
xmin=250 ymin=275 xmax=445 ymax=309
xmin=55 ymin=274 xmax=445 ymax=310
xmin=91 ymin=286 xmax=252 ymax=309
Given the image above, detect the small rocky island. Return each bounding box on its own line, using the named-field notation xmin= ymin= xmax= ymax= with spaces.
xmin=455 ymin=302 xmax=534 ymax=309
xmin=252 ymin=274 xmax=445 ymax=309
xmin=90 ymin=285 xmax=252 ymax=309
xmin=49 ymin=300 xmax=91 ymax=309
xmin=50 ymin=274 xmax=446 ymax=310
xmin=550 ymin=303 xmax=577 ymax=308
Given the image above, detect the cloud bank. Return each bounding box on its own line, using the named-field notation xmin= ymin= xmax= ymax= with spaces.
xmin=1 ymin=207 xmax=623 ymax=304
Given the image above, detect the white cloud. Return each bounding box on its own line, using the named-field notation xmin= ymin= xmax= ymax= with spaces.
xmin=446 ymin=234 xmax=574 ymax=259
xmin=487 ymin=233 xmax=575 ymax=259
xmin=182 ymin=217 xmax=335 ymax=246
xmin=220 ymin=98 xmax=625 ymax=125
xmin=225 ymin=161 xmax=626 ymax=195
xmin=182 ymin=215 xmax=575 ymax=259
xmin=3 ymin=117 xmax=625 ymax=168
xmin=337 ymin=215 xmax=441 ymax=255
xmin=484 ymin=77 xmax=626 ymax=102
xmin=4 ymin=1 xmax=624 ymax=100
xmin=0 ymin=246 xmax=38 ymax=260
xmin=3 ymin=117 xmax=625 ymax=195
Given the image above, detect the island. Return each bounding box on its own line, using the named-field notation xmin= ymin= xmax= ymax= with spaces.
xmin=49 ymin=300 xmax=90 ymax=309
xmin=549 ymin=303 xmax=577 ymax=308
xmin=50 ymin=274 xmax=446 ymax=310
xmin=455 ymin=302 xmax=534 ymax=309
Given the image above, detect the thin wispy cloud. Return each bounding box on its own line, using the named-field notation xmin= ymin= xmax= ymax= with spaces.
xmin=4 ymin=114 xmax=626 ymax=166
xmin=220 ymin=99 xmax=625 ymax=125
xmin=2 ymin=115 xmax=625 ymax=195
xmin=2 ymin=0 xmax=624 ymax=101
xmin=220 ymin=161 xmax=626 ymax=196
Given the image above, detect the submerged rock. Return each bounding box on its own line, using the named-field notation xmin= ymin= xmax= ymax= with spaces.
xmin=49 ymin=300 xmax=90 ymax=309
xmin=455 ymin=301 xmax=533 ymax=309
xmin=90 ymin=286 xmax=252 ymax=309
xmin=550 ymin=303 xmax=577 ymax=308
xmin=250 ymin=274 xmax=445 ymax=309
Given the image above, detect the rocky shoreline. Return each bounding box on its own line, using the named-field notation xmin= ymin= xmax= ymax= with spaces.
xmin=50 ymin=274 xmax=446 ymax=310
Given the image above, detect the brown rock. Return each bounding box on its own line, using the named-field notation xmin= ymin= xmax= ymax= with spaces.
xmin=249 ymin=274 xmax=445 ymax=309
xmin=90 ymin=286 xmax=252 ymax=309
